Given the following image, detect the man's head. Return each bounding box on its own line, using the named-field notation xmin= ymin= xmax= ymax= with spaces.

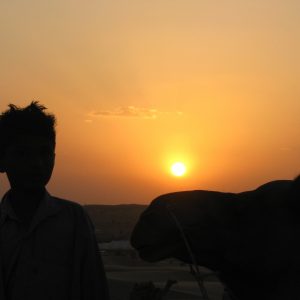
xmin=0 ymin=101 xmax=56 ymax=192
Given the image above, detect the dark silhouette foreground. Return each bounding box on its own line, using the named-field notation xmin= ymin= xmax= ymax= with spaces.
xmin=131 ymin=177 xmax=300 ymax=300
xmin=0 ymin=102 xmax=109 ymax=300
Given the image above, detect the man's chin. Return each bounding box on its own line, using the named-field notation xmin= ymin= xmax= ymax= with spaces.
xmin=12 ymin=184 xmax=46 ymax=193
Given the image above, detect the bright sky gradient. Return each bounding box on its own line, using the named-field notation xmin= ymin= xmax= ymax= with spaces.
xmin=0 ymin=0 xmax=299 ymax=204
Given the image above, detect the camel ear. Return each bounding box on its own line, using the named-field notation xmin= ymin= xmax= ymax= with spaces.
xmin=289 ymin=175 xmax=300 ymax=208
xmin=292 ymin=175 xmax=300 ymax=192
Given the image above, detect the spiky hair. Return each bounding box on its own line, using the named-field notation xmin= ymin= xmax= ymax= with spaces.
xmin=0 ymin=101 xmax=56 ymax=156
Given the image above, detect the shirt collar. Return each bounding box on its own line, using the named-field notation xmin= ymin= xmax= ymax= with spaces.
xmin=0 ymin=191 xmax=19 ymax=224
xmin=0 ymin=190 xmax=62 ymax=231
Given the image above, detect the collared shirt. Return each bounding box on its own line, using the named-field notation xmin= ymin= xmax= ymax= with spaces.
xmin=0 ymin=190 xmax=110 ymax=300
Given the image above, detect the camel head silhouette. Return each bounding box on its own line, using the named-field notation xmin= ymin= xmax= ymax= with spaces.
xmin=131 ymin=177 xmax=300 ymax=300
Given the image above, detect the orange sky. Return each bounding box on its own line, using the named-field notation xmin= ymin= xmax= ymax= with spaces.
xmin=0 ymin=0 xmax=299 ymax=204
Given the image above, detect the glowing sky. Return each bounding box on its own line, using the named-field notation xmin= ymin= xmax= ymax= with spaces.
xmin=0 ymin=0 xmax=299 ymax=204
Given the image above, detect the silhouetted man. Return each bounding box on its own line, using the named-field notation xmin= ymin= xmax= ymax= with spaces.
xmin=0 ymin=102 xmax=110 ymax=299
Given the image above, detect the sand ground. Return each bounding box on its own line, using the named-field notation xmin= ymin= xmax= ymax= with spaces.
xmin=103 ymin=253 xmax=225 ymax=300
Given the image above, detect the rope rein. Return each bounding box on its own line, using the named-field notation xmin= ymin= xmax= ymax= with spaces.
xmin=165 ymin=205 xmax=210 ymax=300
xmin=165 ymin=205 xmax=239 ymax=300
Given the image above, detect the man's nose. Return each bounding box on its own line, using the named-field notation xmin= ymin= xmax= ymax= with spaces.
xmin=28 ymin=155 xmax=44 ymax=170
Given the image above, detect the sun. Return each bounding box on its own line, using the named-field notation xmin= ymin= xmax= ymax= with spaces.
xmin=171 ymin=162 xmax=186 ymax=177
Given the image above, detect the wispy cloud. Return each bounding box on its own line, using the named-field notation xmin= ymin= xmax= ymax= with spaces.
xmin=88 ymin=106 xmax=183 ymax=120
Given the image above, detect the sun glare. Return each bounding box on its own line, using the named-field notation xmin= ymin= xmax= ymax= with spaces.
xmin=171 ymin=162 xmax=186 ymax=177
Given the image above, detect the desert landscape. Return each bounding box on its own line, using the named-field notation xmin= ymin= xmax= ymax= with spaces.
xmin=85 ymin=205 xmax=225 ymax=300
xmin=84 ymin=204 xmax=146 ymax=242
xmin=101 ymin=247 xmax=224 ymax=300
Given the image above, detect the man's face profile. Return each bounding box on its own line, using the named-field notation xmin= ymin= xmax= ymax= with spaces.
xmin=1 ymin=134 xmax=55 ymax=191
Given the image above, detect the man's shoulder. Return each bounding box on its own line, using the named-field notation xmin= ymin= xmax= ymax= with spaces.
xmin=49 ymin=195 xmax=87 ymax=216
xmin=51 ymin=195 xmax=82 ymax=208
xmin=50 ymin=196 xmax=96 ymax=233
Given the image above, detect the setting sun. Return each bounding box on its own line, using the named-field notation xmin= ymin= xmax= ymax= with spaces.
xmin=171 ymin=162 xmax=187 ymax=177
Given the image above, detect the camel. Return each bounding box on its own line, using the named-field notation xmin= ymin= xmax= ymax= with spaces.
xmin=130 ymin=177 xmax=300 ymax=300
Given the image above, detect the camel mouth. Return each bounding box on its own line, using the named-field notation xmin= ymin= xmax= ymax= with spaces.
xmin=134 ymin=241 xmax=181 ymax=262
xmin=137 ymin=245 xmax=170 ymax=262
xmin=134 ymin=243 xmax=158 ymax=256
